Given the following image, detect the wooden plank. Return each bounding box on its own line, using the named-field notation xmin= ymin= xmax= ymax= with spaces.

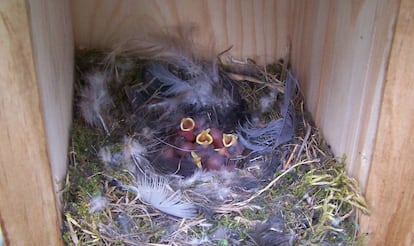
xmin=70 ymin=0 xmax=293 ymax=65
xmin=0 ymin=0 xmax=63 ymax=245
xmin=28 ymin=0 xmax=74 ymax=210
xmin=290 ymin=0 xmax=400 ymax=190
xmin=360 ymin=0 xmax=414 ymax=244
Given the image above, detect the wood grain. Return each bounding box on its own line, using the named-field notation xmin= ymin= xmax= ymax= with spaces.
xmin=0 ymin=0 xmax=66 ymax=245
xmin=28 ymin=0 xmax=74 ymax=210
xmin=290 ymin=0 xmax=400 ymax=190
xmin=360 ymin=0 xmax=414 ymax=244
xmin=71 ymin=0 xmax=293 ymax=65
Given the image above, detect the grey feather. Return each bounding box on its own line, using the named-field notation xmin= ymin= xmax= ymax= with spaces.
xmin=107 ymin=25 xmax=208 ymax=78
xmin=89 ymin=195 xmax=109 ymax=213
xmin=121 ymin=137 xmax=157 ymax=177
xmin=147 ymin=63 xmax=192 ymax=96
xmin=79 ymin=72 xmax=112 ymax=135
xmin=238 ymin=71 xmax=297 ymax=153
xmin=108 ymin=26 xmax=236 ymax=110
xmin=249 ymin=215 xmax=295 ymax=246
xmin=148 ymin=62 xmax=235 ymax=110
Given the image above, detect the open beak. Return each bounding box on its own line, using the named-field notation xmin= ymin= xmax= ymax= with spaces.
xmin=222 ymin=133 xmax=238 ymax=147
xmin=179 ymin=117 xmax=196 ymax=141
xmin=196 ymin=129 xmax=213 ymax=146
xmin=180 ymin=117 xmax=195 ymax=132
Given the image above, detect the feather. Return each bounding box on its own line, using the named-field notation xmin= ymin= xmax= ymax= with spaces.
xmin=117 ymin=214 xmax=135 ymax=235
xmin=121 ymin=137 xmax=155 ymax=176
xmin=259 ymin=90 xmax=278 ymax=113
xmin=148 ymin=62 xmax=237 ymax=112
xmin=122 ymin=137 xmax=146 ymax=160
xmin=176 ymin=169 xmax=259 ymax=202
xmin=107 ymin=25 xmax=238 ymax=112
xmin=79 ymin=72 xmax=112 ymax=135
xmin=238 ymin=71 xmax=297 ymax=153
xmin=179 ymin=170 xmax=234 ymax=202
xmin=106 ymin=25 xmax=209 ymax=78
xmin=147 ymin=63 xmax=192 ymax=96
xmin=122 ymin=175 xmax=197 ymax=218
xmin=89 ymin=195 xmax=109 ymax=213
xmin=249 ymin=215 xmax=295 ymax=246
xmin=99 ymin=137 xmax=154 ymax=176
xmin=98 ymin=146 xmax=123 ymax=168
xmin=237 ymin=114 xmax=294 ymax=152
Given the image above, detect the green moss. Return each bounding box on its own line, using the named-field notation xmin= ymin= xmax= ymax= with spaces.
xmin=217 ymin=238 xmax=229 ymax=246
xmin=63 ymin=49 xmax=368 ymax=245
xmin=241 ymin=207 xmax=266 ymax=221
xmin=62 ymin=231 xmax=72 ymax=245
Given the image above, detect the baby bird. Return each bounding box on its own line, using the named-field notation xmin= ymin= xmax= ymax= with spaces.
xmin=106 ymin=27 xmax=250 ymax=177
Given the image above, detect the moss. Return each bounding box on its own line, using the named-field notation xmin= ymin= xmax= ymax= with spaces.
xmin=63 ymin=49 xmax=368 ymax=245
xmin=217 ymin=238 xmax=229 ymax=246
xmin=240 ymin=206 xmax=268 ymax=224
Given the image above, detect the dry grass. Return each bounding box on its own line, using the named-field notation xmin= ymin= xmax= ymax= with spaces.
xmin=62 ymin=49 xmax=368 ymax=245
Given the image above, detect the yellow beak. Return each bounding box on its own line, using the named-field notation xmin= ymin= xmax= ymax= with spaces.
xmin=196 ymin=129 xmax=213 ymax=146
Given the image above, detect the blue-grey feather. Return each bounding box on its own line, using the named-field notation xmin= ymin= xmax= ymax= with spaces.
xmin=147 ymin=63 xmax=192 ymax=96
xmin=238 ymin=71 xmax=297 ymax=153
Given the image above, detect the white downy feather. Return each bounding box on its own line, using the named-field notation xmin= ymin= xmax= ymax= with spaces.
xmin=122 ymin=137 xmax=155 ymax=176
xmin=89 ymin=195 xmax=109 ymax=213
xmin=79 ymin=71 xmax=112 ymax=135
xmin=122 ymin=175 xmax=197 ymax=219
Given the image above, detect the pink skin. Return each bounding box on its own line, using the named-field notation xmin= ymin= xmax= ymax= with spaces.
xmin=193 ymin=117 xmax=208 ymax=134
xmin=215 ymin=147 xmax=229 ymax=158
xmin=194 ymin=144 xmax=214 ymax=159
xmin=161 ymin=116 xmax=241 ymax=173
xmin=178 ymin=130 xmax=195 ymax=142
xmin=161 ymin=146 xmax=176 ymax=159
xmin=209 ymin=127 xmax=224 ymax=148
xmin=175 ymin=138 xmax=195 ymax=156
xmin=206 ymin=153 xmax=225 ymax=171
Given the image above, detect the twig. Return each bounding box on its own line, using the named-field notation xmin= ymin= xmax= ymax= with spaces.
xmin=296 ymin=125 xmax=312 ymax=161
xmin=65 ymin=214 xmax=79 ymax=245
xmin=228 ymin=73 xmax=284 ymax=92
xmin=218 ymin=159 xmax=319 ymax=211
xmin=284 ymin=144 xmax=299 ymax=170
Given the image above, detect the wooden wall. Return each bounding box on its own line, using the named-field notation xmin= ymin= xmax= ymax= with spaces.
xmin=29 ymin=0 xmax=74 ymax=208
xmin=360 ymin=0 xmax=414 ymax=244
xmin=71 ymin=0 xmax=293 ymax=65
xmin=0 ymin=0 xmax=411 ymax=245
xmin=0 ymin=0 xmax=73 ymax=245
xmin=290 ymin=0 xmax=400 ymax=190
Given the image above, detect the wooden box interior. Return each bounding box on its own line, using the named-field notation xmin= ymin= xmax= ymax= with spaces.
xmin=0 ymin=1 xmax=412 ymax=245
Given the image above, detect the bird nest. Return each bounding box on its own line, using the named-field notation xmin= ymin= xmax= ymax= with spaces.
xmin=63 ymin=29 xmax=368 ymax=246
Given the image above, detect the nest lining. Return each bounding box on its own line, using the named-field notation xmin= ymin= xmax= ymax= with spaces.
xmin=63 ymin=36 xmax=368 ymax=246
